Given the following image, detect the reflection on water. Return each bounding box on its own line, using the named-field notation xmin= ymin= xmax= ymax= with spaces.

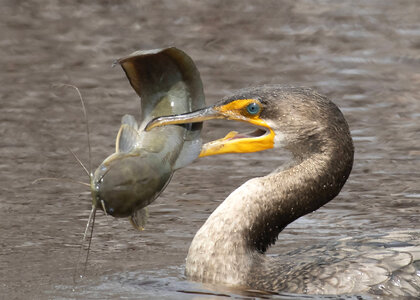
xmin=1 ymin=0 xmax=419 ymax=299
xmin=56 ymin=267 xmax=368 ymax=300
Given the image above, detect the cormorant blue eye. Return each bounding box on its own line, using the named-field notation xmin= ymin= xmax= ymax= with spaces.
xmin=246 ymin=103 xmax=260 ymax=115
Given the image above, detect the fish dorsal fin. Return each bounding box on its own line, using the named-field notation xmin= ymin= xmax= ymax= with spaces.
xmin=115 ymin=114 xmax=140 ymax=153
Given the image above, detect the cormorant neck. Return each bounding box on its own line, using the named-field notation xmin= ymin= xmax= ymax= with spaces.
xmin=186 ymin=130 xmax=354 ymax=286
xmin=250 ymin=137 xmax=353 ymax=253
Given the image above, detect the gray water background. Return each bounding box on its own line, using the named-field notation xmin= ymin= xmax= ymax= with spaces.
xmin=1 ymin=0 xmax=419 ymax=299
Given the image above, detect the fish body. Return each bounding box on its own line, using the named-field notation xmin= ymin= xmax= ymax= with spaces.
xmin=91 ymin=48 xmax=205 ymax=228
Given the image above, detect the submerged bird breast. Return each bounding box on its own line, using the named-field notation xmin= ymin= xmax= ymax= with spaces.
xmin=249 ymin=231 xmax=420 ymax=296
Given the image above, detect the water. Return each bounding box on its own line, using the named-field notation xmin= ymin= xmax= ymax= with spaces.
xmin=1 ymin=0 xmax=419 ymax=299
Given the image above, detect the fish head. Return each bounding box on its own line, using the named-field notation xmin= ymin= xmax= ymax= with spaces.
xmin=91 ymin=152 xmax=172 ymax=218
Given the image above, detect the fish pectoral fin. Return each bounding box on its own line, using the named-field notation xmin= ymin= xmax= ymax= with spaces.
xmin=116 ymin=115 xmax=141 ymax=153
xmin=129 ymin=207 xmax=149 ymax=231
xmin=121 ymin=114 xmax=138 ymax=129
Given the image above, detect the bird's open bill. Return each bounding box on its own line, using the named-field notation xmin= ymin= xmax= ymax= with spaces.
xmin=145 ymin=100 xmax=276 ymax=157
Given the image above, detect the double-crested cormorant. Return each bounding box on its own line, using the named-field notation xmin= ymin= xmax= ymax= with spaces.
xmin=146 ymin=86 xmax=420 ymax=296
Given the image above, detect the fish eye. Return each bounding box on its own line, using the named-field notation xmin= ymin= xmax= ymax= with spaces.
xmin=246 ymin=102 xmax=260 ymax=115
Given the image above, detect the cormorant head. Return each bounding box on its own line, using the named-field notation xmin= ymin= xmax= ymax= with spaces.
xmin=145 ymin=85 xmax=351 ymax=158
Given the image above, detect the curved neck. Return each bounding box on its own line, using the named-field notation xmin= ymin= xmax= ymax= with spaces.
xmin=185 ymin=132 xmax=354 ymax=285
xmin=249 ymin=142 xmax=353 ymax=252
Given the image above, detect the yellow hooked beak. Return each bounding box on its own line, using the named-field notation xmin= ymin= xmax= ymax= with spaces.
xmin=145 ymin=99 xmax=276 ymax=157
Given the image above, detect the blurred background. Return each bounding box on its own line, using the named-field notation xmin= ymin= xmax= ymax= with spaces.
xmin=1 ymin=0 xmax=419 ymax=299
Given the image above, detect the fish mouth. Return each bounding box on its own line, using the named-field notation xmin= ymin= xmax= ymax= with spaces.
xmin=145 ymin=106 xmax=275 ymax=157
